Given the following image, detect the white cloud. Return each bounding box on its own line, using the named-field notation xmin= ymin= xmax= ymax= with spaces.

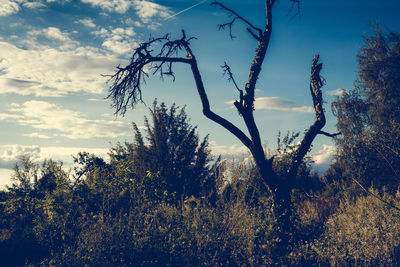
xmin=311 ymin=144 xmax=336 ymax=173
xmin=29 ymin=26 xmax=79 ymax=49
xmin=0 ymin=0 xmax=20 ymax=16
xmin=0 ymin=168 xmax=13 ymax=189
xmin=92 ymin=27 xmax=137 ymax=54
xmin=88 ymin=98 xmax=106 ymax=102
xmin=91 ymin=28 xmax=108 ymax=37
xmin=81 ymin=0 xmax=132 ymax=13
xmin=22 ymin=1 xmax=46 ymax=9
xmin=40 ymin=26 xmax=70 ymax=41
xmin=4 ymin=100 xmax=131 ymax=139
xmin=133 ymin=0 xmax=171 ymax=23
xmin=80 ymin=0 xmax=171 ymax=23
xmin=23 ymin=132 xmax=52 ymax=139
xmin=39 ymin=146 xmax=109 ymax=164
xmin=0 ymin=144 xmax=109 ymax=169
xmin=0 ymin=112 xmax=23 ymax=120
xmin=255 ymin=97 xmax=314 ymax=113
xmin=0 ymin=144 xmax=110 ymax=188
xmin=225 ymin=96 xmax=314 ymax=113
xmin=0 ymin=41 xmax=122 ymax=97
xmin=76 ymin=18 xmax=96 ymax=28
xmin=0 ymin=144 xmax=41 ymax=169
xmin=0 ymin=0 xmax=47 ymax=17
xmin=208 ymin=140 xmax=249 ymax=157
xmin=327 ymin=88 xmax=346 ymax=96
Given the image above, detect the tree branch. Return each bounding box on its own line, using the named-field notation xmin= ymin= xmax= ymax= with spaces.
xmin=211 ymin=1 xmax=263 ymax=40
xmin=288 ymin=55 xmax=327 ymax=179
xmin=184 ymin=46 xmax=253 ymax=149
xmin=221 ymin=62 xmax=241 ymax=92
xmin=106 ymin=33 xmax=194 ymax=115
xmin=107 ymin=30 xmax=253 ymax=150
xmin=221 ymin=62 xmax=246 ymax=112
xmin=287 ymin=0 xmax=300 ymax=18
xmin=211 ymin=1 xmax=278 ymax=188
xmin=318 ymin=130 xmax=341 ymax=138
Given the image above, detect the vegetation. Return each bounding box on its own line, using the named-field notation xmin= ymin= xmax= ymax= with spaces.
xmin=1 ymin=4 xmax=400 ymax=267
xmin=331 ymin=26 xmax=400 ymax=192
xmin=106 ymin=0 xmax=338 ymax=251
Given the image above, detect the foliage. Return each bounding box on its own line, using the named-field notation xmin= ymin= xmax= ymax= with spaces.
xmin=0 ymin=158 xmax=73 ymax=266
xmin=310 ymin=190 xmax=400 ymax=266
xmin=331 ymin=27 xmax=400 ymax=191
xmin=109 ymin=100 xmax=216 ymax=204
xmin=1 ymin=140 xmax=400 ymax=266
xmin=106 ymin=1 xmax=335 ymax=254
xmin=2 ymin=28 xmax=400 ymax=265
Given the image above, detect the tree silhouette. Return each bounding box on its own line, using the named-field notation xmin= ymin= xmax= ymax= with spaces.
xmin=107 ymin=0 xmax=337 ymax=247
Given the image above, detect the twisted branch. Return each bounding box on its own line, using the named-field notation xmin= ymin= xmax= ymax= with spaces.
xmin=211 ymin=1 xmax=263 ymax=41
xmin=221 ymin=62 xmax=242 ymax=93
xmin=106 ymin=30 xmax=253 ymax=150
xmin=106 ymin=32 xmax=192 ymax=115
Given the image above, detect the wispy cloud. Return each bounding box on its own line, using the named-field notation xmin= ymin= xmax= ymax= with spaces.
xmin=164 ymin=0 xmax=208 ymax=20
xmin=22 ymin=132 xmax=52 ymax=139
xmin=88 ymin=98 xmax=107 ymax=102
xmin=76 ymin=18 xmax=97 ymax=28
xmin=2 ymin=100 xmax=131 ymax=139
xmin=255 ymin=97 xmax=314 ymax=113
xmin=0 ymin=112 xmax=23 ymax=120
xmin=327 ymin=88 xmax=346 ymax=96
xmin=22 ymin=1 xmax=46 ymax=9
xmin=226 ymin=96 xmax=314 ymax=113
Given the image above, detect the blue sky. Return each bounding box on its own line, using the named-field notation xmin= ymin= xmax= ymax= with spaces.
xmin=0 ymin=0 xmax=399 ymax=188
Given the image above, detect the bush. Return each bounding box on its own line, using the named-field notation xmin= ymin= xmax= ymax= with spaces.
xmin=310 ymin=189 xmax=400 ymax=266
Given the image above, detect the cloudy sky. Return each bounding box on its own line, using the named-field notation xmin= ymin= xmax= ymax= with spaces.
xmin=0 ymin=0 xmax=399 ymax=188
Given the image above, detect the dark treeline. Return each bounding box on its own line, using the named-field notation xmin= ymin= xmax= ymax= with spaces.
xmin=1 ymin=28 xmax=400 ymax=266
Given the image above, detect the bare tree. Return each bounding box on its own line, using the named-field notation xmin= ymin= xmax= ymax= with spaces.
xmin=107 ymin=0 xmax=337 ymax=247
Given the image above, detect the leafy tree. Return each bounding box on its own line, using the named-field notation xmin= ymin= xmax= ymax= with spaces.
xmin=1 ymin=157 xmax=72 ymax=266
xmin=8 ymin=155 xmax=39 ymax=196
xmin=110 ymin=101 xmax=215 ymax=203
xmin=331 ymin=27 xmax=400 ymax=191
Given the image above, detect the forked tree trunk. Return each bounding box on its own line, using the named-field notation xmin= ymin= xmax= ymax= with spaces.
xmin=107 ymin=1 xmax=339 ymax=255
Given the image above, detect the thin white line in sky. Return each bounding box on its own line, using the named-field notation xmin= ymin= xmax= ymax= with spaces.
xmin=164 ymin=0 xmax=209 ymax=20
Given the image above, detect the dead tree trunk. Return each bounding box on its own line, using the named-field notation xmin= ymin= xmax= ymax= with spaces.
xmin=106 ymin=0 xmax=338 ymax=251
